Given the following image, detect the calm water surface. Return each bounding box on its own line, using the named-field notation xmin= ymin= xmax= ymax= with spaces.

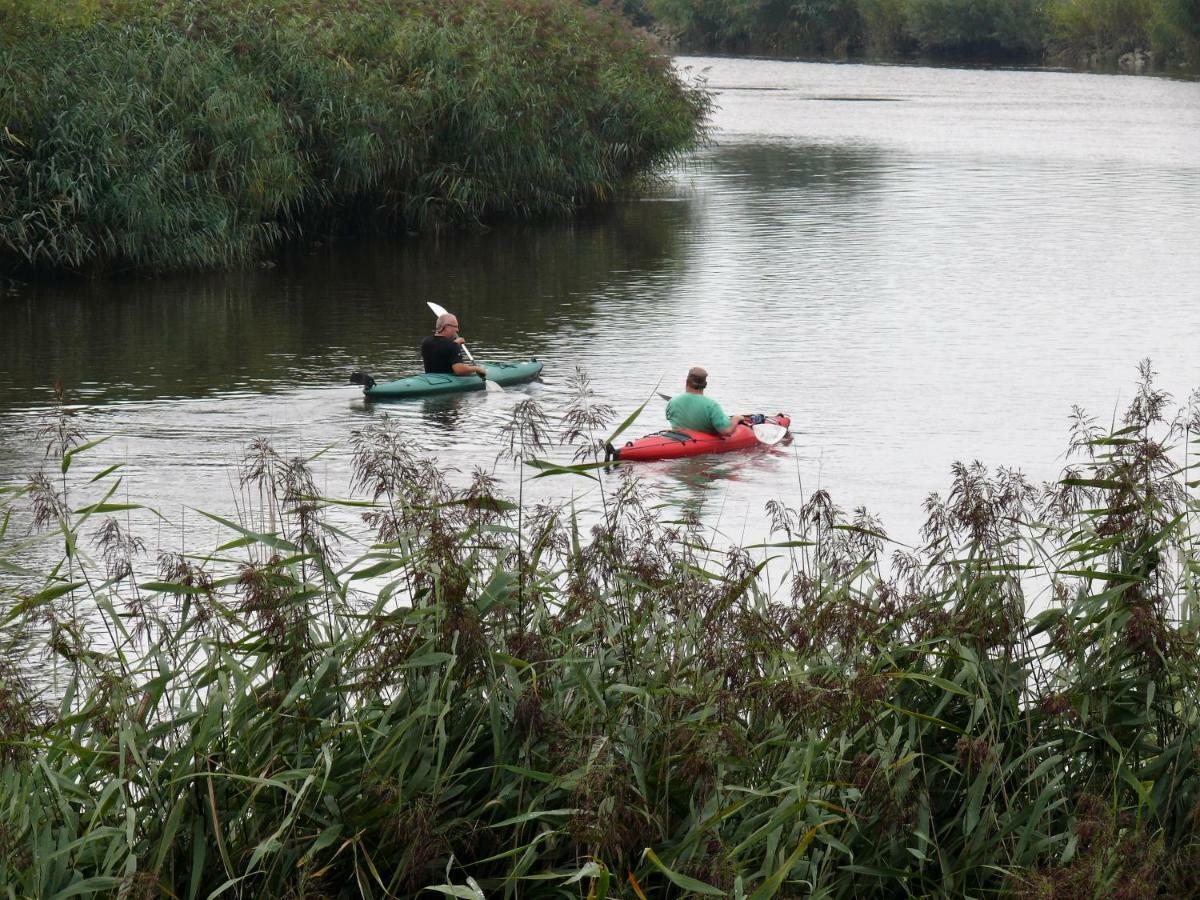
xmin=3 ymin=57 xmax=1199 ymax=557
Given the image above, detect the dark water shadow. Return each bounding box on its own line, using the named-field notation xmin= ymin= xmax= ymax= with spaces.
xmin=0 ymin=199 xmax=694 ymax=412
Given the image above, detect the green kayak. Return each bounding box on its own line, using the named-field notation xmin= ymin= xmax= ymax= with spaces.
xmin=350 ymin=360 xmax=543 ymax=399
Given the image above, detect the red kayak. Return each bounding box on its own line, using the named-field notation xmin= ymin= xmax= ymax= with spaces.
xmin=609 ymin=415 xmax=791 ymax=462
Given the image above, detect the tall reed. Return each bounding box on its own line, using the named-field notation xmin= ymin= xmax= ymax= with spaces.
xmin=1 ymin=362 xmax=1198 ymax=897
xmin=0 ymin=0 xmax=710 ymax=276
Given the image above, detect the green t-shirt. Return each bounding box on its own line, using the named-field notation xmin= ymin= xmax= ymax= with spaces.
xmin=665 ymin=392 xmax=731 ymax=435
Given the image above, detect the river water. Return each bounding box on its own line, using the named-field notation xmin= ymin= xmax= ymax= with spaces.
xmin=2 ymin=57 xmax=1199 ymax=560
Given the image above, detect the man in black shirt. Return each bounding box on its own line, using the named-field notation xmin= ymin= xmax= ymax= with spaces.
xmin=421 ymin=314 xmax=487 ymax=377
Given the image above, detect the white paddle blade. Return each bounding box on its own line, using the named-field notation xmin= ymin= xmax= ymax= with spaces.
xmin=484 ymin=378 xmax=504 ymax=393
xmin=427 ymin=301 xmax=450 ymax=318
xmin=752 ymin=422 xmax=788 ymax=445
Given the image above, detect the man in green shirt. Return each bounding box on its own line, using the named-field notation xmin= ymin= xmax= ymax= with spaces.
xmin=665 ymin=367 xmax=747 ymax=435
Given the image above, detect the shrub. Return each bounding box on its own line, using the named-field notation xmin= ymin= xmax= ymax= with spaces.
xmin=859 ymin=0 xmax=914 ymax=53
xmin=905 ymin=0 xmax=1049 ymax=56
xmin=1148 ymin=0 xmax=1200 ymax=61
xmin=1048 ymin=0 xmax=1156 ymax=54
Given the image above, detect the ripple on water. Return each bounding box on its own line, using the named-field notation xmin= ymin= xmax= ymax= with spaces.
xmin=1 ymin=57 xmax=1198 ymax=563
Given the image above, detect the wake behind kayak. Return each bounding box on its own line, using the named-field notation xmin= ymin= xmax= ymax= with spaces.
xmin=350 ymin=360 xmax=543 ymax=399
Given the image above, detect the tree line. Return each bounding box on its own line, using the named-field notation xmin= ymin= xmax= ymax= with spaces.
xmin=620 ymin=0 xmax=1200 ymax=69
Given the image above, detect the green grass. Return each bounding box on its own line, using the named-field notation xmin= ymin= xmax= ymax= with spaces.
xmin=0 ymin=0 xmax=710 ymax=276
xmin=1 ymin=362 xmax=1199 ymax=897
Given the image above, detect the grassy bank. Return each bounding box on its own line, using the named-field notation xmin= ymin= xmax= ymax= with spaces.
xmin=634 ymin=0 xmax=1200 ymax=70
xmin=0 ymin=0 xmax=709 ymax=277
xmin=1 ymin=364 xmax=1199 ymax=896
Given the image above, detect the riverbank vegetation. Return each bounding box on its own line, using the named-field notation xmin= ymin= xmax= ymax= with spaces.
xmin=0 ymin=0 xmax=709 ymax=277
xmin=2 ymin=364 xmax=1199 ymax=896
xmin=635 ymin=0 xmax=1200 ymax=70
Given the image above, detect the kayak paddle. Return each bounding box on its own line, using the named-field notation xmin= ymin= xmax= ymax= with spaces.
xmin=656 ymin=391 xmax=789 ymax=446
xmin=750 ymin=420 xmax=789 ymax=445
xmin=426 ymin=301 xmax=503 ymax=393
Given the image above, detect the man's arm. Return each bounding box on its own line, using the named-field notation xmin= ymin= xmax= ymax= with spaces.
xmin=712 ymin=402 xmax=745 ymax=435
xmin=448 ymin=338 xmax=486 ymax=377
xmin=719 ymin=414 xmax=746 ymax=435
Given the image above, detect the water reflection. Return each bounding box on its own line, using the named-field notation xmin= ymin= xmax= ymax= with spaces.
xmin=0 ymin=199 xmax=694 ymax=413
xmin=702 ymin=141 xmax=886 ymax=196
xmin=418 ymin=395 xmax=470 ymax=431
xmin=625 ymin=442 xmax=798 ymax=541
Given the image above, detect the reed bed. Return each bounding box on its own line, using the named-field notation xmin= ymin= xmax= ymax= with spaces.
xmin=1 ymin=362 xmax=1199 ymax=898
xmin=0 ymin=0 xmax=710 ymax=276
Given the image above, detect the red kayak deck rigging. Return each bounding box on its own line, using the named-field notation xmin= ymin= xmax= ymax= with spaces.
xmin=610 ymin=415 xmax=790 ymax=462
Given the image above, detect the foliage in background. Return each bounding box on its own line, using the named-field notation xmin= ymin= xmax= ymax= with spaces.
xmin=2 ymin=363 xmax=1200 ymax=897
xmin=634 ymin=0 xmax=1200 ymax=66
xmin=1048 ymin=0 xmax=1156 ymax=55
xmin=642 ymin=0 xmax=866 ymax=55
xmin=1047 ymin=0 xmax=1200 ymax=62
xmin=0 ymin=0 xmax=710 ymax=276
xmin=904 ymin=0 xmax=1047 ymax=56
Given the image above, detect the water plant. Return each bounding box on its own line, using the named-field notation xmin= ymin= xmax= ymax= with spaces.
xmin=0 ymin=363 xmax=1198 ymax=897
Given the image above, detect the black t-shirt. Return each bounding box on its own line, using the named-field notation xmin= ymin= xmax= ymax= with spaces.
xmin=421 ymin=335 xmax=465 ymax=374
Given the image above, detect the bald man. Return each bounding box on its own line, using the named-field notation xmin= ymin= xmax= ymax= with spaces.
xmin=421 ymin=313 xmax=487 ymax=377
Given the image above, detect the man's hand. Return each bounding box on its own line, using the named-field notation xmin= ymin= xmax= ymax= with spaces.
xmin=454 ymin=337 xmax=467 ymax=346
